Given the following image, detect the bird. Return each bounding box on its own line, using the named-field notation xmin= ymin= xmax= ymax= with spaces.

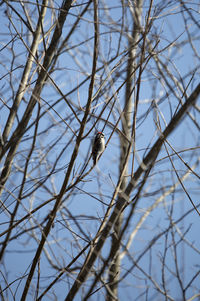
xmin=92 ymin=132 xmax=105 ymax=165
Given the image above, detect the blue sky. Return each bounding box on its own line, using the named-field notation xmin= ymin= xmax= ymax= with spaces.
xmin=0 ymin=1 xmax=200 ymax=300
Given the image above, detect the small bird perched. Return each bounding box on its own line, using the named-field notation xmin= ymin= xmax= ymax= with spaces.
xmin=92 ymin=132 xmax=105 ymax=165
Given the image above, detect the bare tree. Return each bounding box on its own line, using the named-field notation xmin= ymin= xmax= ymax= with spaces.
xmin=0 ymin=1 xmax=200 ymax=300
